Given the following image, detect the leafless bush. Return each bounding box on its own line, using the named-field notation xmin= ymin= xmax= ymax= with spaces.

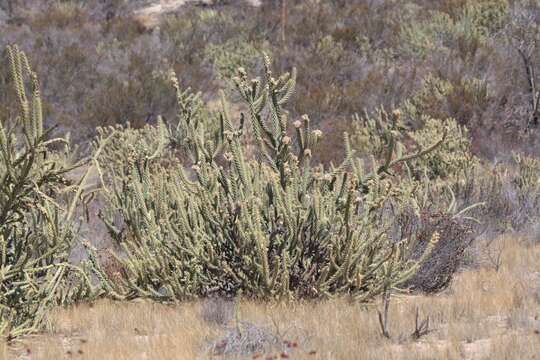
xmin=484 ymin=237 xmax=506 ymax=271
xmin=504 ymin=1 xmax=540 ymax=130
xmin=399 ymin=211 xmax=475 ymax=293
xmin=201 ymin=297 xmax=234 ymax=327
xmin=377 ymin=291 xmax=433 ymax=342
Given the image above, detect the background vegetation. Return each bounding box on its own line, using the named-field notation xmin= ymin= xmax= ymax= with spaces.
xmin=1 ymin=0 xmax=540 ymax=358
xmin=0 ymin=0 xmax=538 ymax=160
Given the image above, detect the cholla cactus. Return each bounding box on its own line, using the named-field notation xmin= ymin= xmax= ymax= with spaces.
xmin=94 ymin=55 xmax=443 ymax=301
xmin=352 ymin=93 xmax=477 ymax=186
xmin=0 ymin=46 xmax=97 ymax=339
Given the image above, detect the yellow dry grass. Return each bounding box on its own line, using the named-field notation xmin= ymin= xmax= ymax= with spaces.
xmin=3 ymin=235 xmax=540 ymax=360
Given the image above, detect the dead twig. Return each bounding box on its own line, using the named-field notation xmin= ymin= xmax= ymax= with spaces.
xmin=410 ymin=307 xmax=432 ymax=340
xmin=377 ymin=290 xmax=391 ymax=339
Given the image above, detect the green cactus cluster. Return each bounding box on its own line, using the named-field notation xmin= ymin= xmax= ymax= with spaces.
xmin=352 ymin=72 xmax=481 ymax=188
xmin=0 ymin=46 xmax=100 ymax=339
xmin=93 ymin=119 xmax=170 ymax=179
xmin=90 ymin=56 xmax=445 ymax=301
xmin=0 ymin=48 xmax=485 ymax=339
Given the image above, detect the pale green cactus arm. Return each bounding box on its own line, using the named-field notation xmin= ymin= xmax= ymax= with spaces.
xmin=93 ymin=55 xmax=449 ymax=302
xmin=0 ymin=46 xmax=99 ymax=339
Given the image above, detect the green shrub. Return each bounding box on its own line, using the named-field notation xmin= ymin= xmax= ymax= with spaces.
xmin=407 ymin=117 xmax=476 ymax=181
xmin=0 ymin=46 xmax=97 ymax=339
xmin=400 ymin=0 xmax=507 ymax=59
xmin=464 ymin=0 xmax=508 ymax=37
xmin=351 ymin=106 xmax=476 ymax=183
xmin=204 ymin=38 xmax=265 ymax=81
xmin=400 ymin=10 xmax=456 ymax=58
xmin=398 ymin=74 xmax=490 ymax=137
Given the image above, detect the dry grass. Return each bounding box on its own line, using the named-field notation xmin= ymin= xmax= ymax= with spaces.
xmin=3 ymin=235 xmax=540 ymax=360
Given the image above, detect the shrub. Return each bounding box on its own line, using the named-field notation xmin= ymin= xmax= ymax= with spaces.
xmin=398 ymin=211 xmax=474 ymax=293
xmin=399 ymin=10 xmax=456 ymax=59
xmin=351 ymin=106 xmax=476 ymax=183
xmin=478 ymin=153 xmax=540 ymax=232
xmin=204 ymin=37 xmax=265 ymax=81
xmin=464 ymin=0 xmax=508 ymax=37
xmin=90 ymin=57 xmax=446 ymax=301
xmin=400 ymin=0 xmax=507 ymax=60
xmin=29 ymin=1 xmax=88 ymax=30
xmin=0 ymin=46 xmax=96 ymax=339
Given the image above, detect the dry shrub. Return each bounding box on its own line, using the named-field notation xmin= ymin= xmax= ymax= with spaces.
xmin=399 ymin=211 xmax=475 ymax=293
xmin=201 ymin=297 xmax=234 ymax=327
xmin=471 ymin=155 xmax=540 ymax=234
xmin=30 ymin=2 xmax=88 ymax=29
xmin=104 ymin=16 xmax=149 ymax=42
xmin=209 ymin=321 xmax=283 ymax=357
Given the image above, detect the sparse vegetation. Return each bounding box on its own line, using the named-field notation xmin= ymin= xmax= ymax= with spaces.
xmin=1 ymin=0 xmax=540 ymax=359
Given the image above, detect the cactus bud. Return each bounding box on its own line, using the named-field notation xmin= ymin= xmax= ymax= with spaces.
xmin=224 ymin=130 xmax=233 ymax=141
xmin=430 ymin=231 xmax=440 ymax=245
xmin=282 ymin=136 xmax=291 ymax=145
